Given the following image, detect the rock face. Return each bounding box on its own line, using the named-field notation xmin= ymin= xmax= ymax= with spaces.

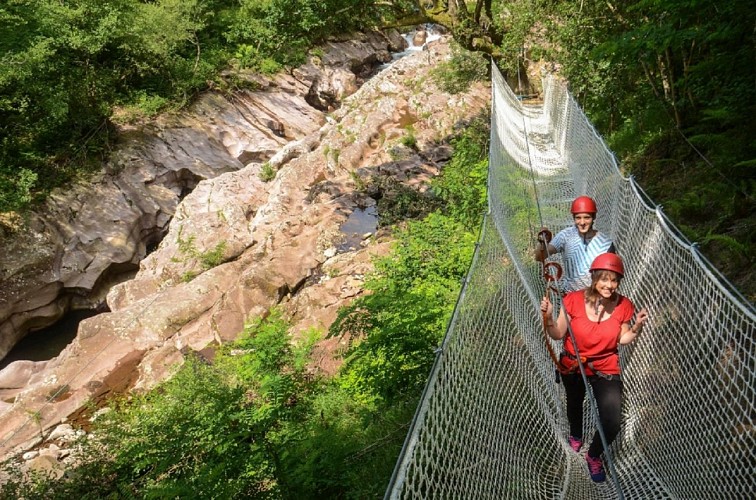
xmin=0 ymin=30 xmax=489 ymax=461
xmin=0 ymin=30 xmax=405 ymax=363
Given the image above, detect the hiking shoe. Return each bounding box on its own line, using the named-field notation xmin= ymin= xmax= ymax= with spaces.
xmin=568 ymin=436 xmax=583 ymax=452
xmin=586 ymin=454 xmax=606 ymax=482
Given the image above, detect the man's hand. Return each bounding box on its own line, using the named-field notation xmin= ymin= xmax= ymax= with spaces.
xmin=635 ymin=308 xmax=649 ymax=328
xmin=537 ymin=227 xmax=552 ymax=244
xmin=535 ymin=227 xmax=553 ymax=262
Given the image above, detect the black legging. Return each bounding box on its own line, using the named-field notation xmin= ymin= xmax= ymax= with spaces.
xmin=561 ymin=372 xmax=623 ymax=458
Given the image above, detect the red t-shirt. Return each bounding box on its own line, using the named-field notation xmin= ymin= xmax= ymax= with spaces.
xmin=562 ymin=291 xmax=635 ymax=375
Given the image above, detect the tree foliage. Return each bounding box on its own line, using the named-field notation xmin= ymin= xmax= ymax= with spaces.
xmin=431 ymin=114 xmax=490 ymax=228
xmin=494 ymin=0 xmax=755 ymax=298
xmin=331 ymin=212 xmax=477 ymax=405
xmin=404 ymin=0 xmax=504 ymax=55
xmin=0 ymin=310 xmax=320 ymax=498
xmin=329 ymin=116 xmax=489 ymax=405
xmin=0 ymin=0 xmax=388 ymax=213
xmin=1 ymin=0 xmax=753 ymax=495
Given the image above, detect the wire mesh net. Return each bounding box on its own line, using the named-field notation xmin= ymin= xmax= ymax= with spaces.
xmin=385 ymin=65 xmax=756 ymax=499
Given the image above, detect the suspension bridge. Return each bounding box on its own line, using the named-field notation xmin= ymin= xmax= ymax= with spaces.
xmin=384 ymin=65 xmax=755 ymax=499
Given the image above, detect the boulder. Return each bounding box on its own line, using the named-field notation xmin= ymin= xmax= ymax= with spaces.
xmin=0 ymin=360 xmax=49 ymax=390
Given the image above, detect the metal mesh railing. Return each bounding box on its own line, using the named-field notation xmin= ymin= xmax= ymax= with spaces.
xmin=386 ymin=65 xmax=756 ymax=499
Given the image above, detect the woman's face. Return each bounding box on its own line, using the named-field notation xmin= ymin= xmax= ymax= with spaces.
xmin=573 ymin=213 xmax=594 ymax=234
xmin=594 ymin=271 xmax=620 ymax=299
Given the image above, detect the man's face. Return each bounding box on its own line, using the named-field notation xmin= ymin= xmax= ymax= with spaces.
xmin=573 ymin=213 xmax=594 ymax=234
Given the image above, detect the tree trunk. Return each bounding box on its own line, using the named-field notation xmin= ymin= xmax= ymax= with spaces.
xmin=474 ymin=0 xmax=483 ymax=23
xmin=665 ymin=47 xmax=681 ymax=127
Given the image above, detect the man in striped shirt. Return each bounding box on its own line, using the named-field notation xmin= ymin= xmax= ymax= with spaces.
xmin=535 ymin=196 xmax=616 ymax=293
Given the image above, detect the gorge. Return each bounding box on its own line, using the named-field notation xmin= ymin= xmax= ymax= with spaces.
xmin=0 ymin=27 xmax=490 ymax=473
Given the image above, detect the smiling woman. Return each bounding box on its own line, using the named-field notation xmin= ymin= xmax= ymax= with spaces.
xmin=540 ymin=252 xmax=648 ymax=482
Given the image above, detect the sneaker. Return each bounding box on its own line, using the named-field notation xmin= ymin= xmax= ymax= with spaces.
xmin=568 ymin=435 xmax=583 ymax=452
xmin=586 ymin=454 xmax=606 ymax=482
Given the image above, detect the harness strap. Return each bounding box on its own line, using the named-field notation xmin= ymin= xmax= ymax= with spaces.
xmin=562 ymin=350 xmax=617 ymax=377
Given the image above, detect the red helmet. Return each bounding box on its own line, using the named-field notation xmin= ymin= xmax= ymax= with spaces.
xmin=590 ymin=253 xmax=624 ymax=277
xmin=571 ymin=196 xmax=597 ymax=215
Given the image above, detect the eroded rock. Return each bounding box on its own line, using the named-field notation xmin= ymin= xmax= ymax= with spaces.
xmin=0 ymin=31 xmax=404 ymax=363
xmin=0 ymin=32 xmax=490 ymax=469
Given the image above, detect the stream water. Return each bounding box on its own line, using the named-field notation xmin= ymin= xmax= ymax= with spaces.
xmin=335 ymin=24 xmax=444 ymax=247
xmin=337 ymin=205 xmax=379 ymax=252
xmin=379 ymin=24 xmax=444 ymax=70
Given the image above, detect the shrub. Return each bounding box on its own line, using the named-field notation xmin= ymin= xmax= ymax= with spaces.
xmin=260 ymin=162 xmax=276 ymax=182
xmin=431 ymin=43 xmax=489 ymax=94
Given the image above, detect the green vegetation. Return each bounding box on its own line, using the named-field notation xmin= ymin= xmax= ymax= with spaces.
xmin=260 ymin=162 xmax=277 ymax=182
xmin=1 ymin=0 xmax=750 ymax=294
xmin=199 ymin=241 xmax=227 ymax=269
xmin=392 ymin=0 xmax=755 ymax=297
xmin=431 ymin=41 xmax=489 ymax=94
xmin=431 ymin=115 xmax=489 ymax=228
xmin=400 ymin=125 xmax=417 ymax=149
xmin=493 ymin=0 xmax=755 ymax=297
xmin=1 ymin=0 xmax=752 ymax=495
xmin=0 ymin=0 xmax=397 ymax=214
xmin=0 ymin=114 xmax=489 ymax=498
xmin=173 ymin=230 xmax=228 ymax=281
xmin=371 ymin=175 xmax=440 ymax=226
xmin=331 ymin=212 xmax=477 ymax=405
xmin=2 ymin=310 xmax=323 ymax=498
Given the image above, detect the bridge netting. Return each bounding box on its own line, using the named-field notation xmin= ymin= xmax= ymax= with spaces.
xmin=385 ymin=65 xmax=756 ymax=499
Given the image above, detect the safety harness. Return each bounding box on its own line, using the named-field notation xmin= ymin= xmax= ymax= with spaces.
xmin=559 ymin=350 xmax=618 ymax=379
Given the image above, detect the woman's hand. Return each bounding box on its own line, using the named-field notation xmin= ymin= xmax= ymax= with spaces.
xmin=635 ymin=307 xmax=649 ymax=328
xmin=541 ymin=295 xmax=566 ymax=340
xmin=540 ymin=295 xmax=553 ymax=316
xmin=620 ymin=307 xmax=649 ymax=345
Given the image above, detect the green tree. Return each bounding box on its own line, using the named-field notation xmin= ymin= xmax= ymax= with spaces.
xmin=0 ymin=0 xmax=390 ymax=214
xmin=0 ymin=310 xmax=319 ymax=498
xmin=495 ymin=0 xmax=755 ymax=297
xmin=431 ymin=115 xmax=489 ymax=228
xmin=0 ymin=0 xmax=219 ymax=211
xmin=331 ymin=211 xmax=477 ymax=405
xmin=0 ymin=99 xmax=491 ymax=500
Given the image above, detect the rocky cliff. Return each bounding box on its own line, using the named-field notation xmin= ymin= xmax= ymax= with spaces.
xmin=0 ymin=30 xmax=490 ymax=466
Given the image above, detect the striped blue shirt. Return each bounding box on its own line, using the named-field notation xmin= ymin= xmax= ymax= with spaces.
xmin=550 ymin=226 xmax=615 ymax=292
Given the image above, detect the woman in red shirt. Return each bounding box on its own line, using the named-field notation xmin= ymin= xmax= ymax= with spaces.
xmin=540 ymin=253 xmax=648 ymax=482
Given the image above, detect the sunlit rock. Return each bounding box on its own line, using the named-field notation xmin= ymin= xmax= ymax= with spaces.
xmin=0 ymin=32 xmax=490 ymax=466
